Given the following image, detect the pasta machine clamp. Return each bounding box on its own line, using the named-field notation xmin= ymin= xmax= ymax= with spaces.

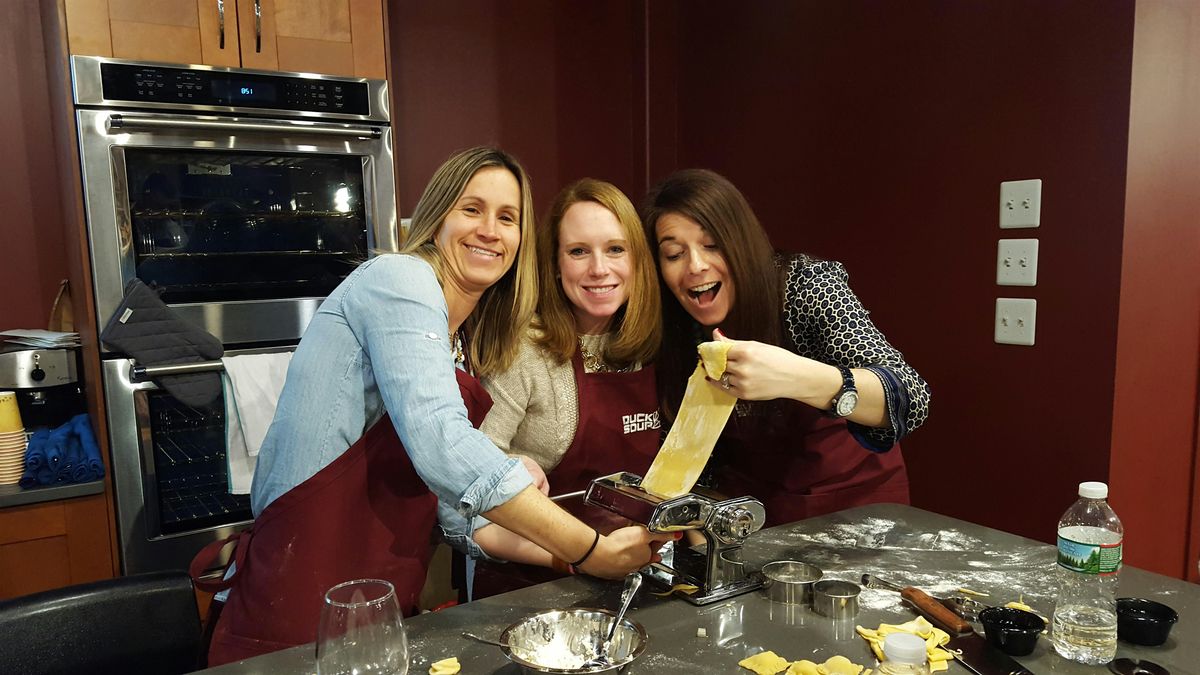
xmin=584 ymin=472 xmax=766 ymax=605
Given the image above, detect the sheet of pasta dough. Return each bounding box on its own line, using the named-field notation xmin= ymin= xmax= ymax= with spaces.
xmin=640 ymin=341 xmax=736 ymax=498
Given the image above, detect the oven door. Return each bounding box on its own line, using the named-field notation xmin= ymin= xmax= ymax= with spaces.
xmin=102 ymin=347 xmax=286 ymax=575
xmin=77 ymin=109 xmax=398 ymax=348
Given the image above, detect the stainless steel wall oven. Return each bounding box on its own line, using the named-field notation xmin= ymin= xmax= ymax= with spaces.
xmin=72 ymin=56 xmax=398 ymax=574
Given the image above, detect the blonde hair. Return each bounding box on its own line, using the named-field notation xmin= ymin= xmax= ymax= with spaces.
xmin=400 ymin=147 xmax=538 ymax=376
xmin=535 ymin=178 xmax=660 ymax=368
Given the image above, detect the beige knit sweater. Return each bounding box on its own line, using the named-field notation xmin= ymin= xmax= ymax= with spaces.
xmin=480 ymin=328 xmax=641 ymax=472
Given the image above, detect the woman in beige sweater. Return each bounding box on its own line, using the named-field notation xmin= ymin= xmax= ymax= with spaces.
xmin=473 ymin=178 xmax=663 ymax=598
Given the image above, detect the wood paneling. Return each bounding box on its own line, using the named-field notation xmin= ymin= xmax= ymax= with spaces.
xmin=276 ymin=35 xmax=355 ymax=76
xmin=108 ymin=0 xmax=197 ymax=26
xmin=349 ymin=0 xmax=385 ymax=79
xmin=0 ymin=502 xmax=67 ymax=547
xmin=197 ymin=0 xmax=241 ymax=67
xmin=245 ymin=0 xmax=381 ymax=77
xmin=0 ymin=536 xmax=72 ymax=599
xmin=238 ymin=0 xmax=278 ymax=70
xmin=64 ymin=493 xmax=116 ymax=582
xmin=275 ymin=0 xmax=350 ymax=41
xmin=63 ymin=0 xmax=112 ymax=56
xmin=109 ymin=20 xmax=203 ymax=64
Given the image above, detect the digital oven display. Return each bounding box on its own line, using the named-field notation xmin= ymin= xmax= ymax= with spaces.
xmin=99 ymin=62 xmax=372 ymax=115
xmin=212 ymin=80 xmax=278 ymax=104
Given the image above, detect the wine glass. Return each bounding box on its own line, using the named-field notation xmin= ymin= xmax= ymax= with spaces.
xmin=316 ymin=579 xmax=408 ymax=675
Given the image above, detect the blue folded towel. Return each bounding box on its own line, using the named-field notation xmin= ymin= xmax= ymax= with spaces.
xmin=19 ymin=429 xmax=50 ymax=489
xmin=71 ymin=414 xmax=103 ymax=482
xmin=18 ymin=415 xmax=105 ymax=488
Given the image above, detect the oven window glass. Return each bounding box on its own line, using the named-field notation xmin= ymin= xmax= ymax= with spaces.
xmin=123 ymin=149 xmax=369 ymax=304
xmin=146 ymin=391 xmax=252 ymax=535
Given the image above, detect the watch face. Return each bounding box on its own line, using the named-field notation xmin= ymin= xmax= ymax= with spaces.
xmin=836 ymin=390 xmax=859 ymax=417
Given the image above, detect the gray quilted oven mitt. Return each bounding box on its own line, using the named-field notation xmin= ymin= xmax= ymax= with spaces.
xmin=100 ymin=279 xmax=225 ymax=406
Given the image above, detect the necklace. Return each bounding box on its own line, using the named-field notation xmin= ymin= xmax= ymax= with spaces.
xmin=578 ymin=337 xmax=628 ymax=373
xmin=451 ymin=330 xmax=465 ymax=367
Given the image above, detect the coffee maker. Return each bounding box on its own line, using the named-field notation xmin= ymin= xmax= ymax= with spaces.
xmin=0 ymin=347 xmax=85 ymax=430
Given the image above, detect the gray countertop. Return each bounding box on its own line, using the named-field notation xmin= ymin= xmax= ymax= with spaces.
xmin=199 ymin=504 xmax=1196 ymax=674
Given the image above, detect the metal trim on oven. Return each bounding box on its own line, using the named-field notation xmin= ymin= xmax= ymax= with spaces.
xmin=101 ymin=357 xmax=245 ymax=575
xmin=77 ymin=107 xmax=398 ymax=349
xmin=71 ymin=55 xmax=390 ymax=123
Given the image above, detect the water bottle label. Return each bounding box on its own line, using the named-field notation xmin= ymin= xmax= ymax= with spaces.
xmin=1057 ymin=535 xmax=1122 ymax=575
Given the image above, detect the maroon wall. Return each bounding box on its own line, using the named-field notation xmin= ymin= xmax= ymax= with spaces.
xmin=655 ymin=1 xmax=1139 ymax=547
xmin=1110 ymin=0 xmax=1200 ymax=580
xmin=0 ymin=1 xmax=69 ymax=329
xmin=387 ymin=0 xmax=644 ymax=216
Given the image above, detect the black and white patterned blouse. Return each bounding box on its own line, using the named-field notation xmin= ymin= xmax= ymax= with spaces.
xmin=781 ymin=253 xmax=931 ymax=450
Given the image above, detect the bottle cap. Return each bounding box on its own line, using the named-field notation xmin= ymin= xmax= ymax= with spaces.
xmin=1078 ymin=481 xmax=1108 ymax=499
xmin=883 ymin=632 xmax=927 ymax=664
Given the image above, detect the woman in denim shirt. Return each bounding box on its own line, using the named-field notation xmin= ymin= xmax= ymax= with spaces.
xmin=198 ymin=148 xmax=673 ymax=666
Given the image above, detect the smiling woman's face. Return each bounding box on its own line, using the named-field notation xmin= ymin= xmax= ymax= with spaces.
xmin=435 ymin=166 xmax=522 ymax=295
xmin=655 ymin=212 xmax=734 ymax=327
xmin=557 ymin=201 xmax=632 ymax=334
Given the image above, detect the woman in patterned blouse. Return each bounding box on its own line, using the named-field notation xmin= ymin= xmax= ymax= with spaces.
xmin=642 ymin=169 xmax=930 ymax=525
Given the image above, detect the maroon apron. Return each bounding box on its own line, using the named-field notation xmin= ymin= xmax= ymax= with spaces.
xmin=471 ymin=353 xmax=659 ymax=599
xmin=193 ymin=370 xmax=493 ymax=666
xmin=713 ymin=400 xmax=910 ymax=527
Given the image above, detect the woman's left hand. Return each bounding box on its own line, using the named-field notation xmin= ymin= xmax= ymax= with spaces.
xmin=706 ymin=328 xmax=840 ymax=404
xmin=517 ymin=455 xmax=550 ymax=496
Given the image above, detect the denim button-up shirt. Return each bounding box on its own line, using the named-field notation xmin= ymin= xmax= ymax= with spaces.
xmin=251 ymin=254 xmax=531 ymax=558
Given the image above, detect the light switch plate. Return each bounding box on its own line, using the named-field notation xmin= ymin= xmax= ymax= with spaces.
xmin=999 ymin=179 xmax=1042 ymax=229
xmin=995 ymin=298 xmax=1037 ymax=345
xmin=997 ymin=238 xmax=1039 ymax=286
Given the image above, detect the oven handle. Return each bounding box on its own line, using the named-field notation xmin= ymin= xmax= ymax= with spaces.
xmin=132 ymin=360 xmax=225 ymax=381
xmin=107 ymin=114 xmax=382 ymax=139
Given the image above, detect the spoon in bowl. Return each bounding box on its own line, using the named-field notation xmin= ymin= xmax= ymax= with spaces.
xmin=589 ymin=573 xmax=643 ymax=667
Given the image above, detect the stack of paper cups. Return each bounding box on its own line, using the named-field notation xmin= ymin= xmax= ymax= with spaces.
xmin=0 ymin=391 xmax=26 ymax=485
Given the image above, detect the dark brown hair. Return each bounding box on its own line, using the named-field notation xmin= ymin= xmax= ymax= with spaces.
xmin=641 ymin=169 xmax=783 ymax=421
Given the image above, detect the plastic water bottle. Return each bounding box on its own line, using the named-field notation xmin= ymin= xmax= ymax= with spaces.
xmin=877 ymin=632 xmax=929 ymax=674
xmin=1051 ymin=481 xmax=1123 ymax=665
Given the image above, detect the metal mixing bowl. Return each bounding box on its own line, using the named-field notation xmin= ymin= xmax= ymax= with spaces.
xmin=498 ymin=608 xmax=648 ymax=674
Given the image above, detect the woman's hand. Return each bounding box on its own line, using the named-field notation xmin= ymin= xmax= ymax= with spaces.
xmin=705 ymin=329 xmax=888 ymax=426
xmin=706 ymin=329 xmax=840 ymax=404
xmin=517 ymin=455 xmax=550 ymax=496
xmin=577 ymin=526 xmax=679 ymax=579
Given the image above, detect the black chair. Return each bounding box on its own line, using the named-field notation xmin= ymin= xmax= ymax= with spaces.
xmin=0 ymin=570 xmax=201 ymax=675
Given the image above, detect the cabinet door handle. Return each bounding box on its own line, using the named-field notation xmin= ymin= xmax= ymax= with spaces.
xmin=255 ymin=0 xmax=262 ymax=53
xmin=217 ymin=0 xmax=225 ymax=49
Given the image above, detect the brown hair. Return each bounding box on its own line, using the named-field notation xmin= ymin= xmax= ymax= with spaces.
xmin=641 ymin=169 xmax=782 ymax=420
xmin=535 ymin=179 xmax=661 ymax=367
xmin=401 ymin=147 xmax=538 ymax=376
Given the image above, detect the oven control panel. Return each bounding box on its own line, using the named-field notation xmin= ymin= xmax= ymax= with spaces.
xmin=99 ymin=62 xmax=371 ymax=116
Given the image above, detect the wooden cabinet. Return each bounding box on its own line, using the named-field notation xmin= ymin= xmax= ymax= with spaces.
xmin=0 ymin=494 xmax=115 ymax=600
xmin=64 ymin=0 xmax=385 ymax=78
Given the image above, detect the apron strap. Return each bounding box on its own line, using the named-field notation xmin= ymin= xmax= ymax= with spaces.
xmin=190 ymin=529 xmax=253 ymax=594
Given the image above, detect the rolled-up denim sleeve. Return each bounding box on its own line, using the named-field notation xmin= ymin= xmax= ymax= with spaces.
xmin=342 ymin=256 xmax=532 ymax=517
xmin=438 ymin=502 xmax=501 ymax=561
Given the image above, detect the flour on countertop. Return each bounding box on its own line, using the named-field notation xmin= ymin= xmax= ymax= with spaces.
xmin=752 ymin=516 xmax=1058 ymax=613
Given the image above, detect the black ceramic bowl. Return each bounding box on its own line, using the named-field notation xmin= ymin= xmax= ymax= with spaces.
xmin=978 ymin=606 xmax=1045 ymax=656
xmin=1116 ymin=598 xmax=1178 ymax=646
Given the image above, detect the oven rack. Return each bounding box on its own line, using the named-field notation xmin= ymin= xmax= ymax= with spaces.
xmin=131 ymin=209 xmax=363 ymax=220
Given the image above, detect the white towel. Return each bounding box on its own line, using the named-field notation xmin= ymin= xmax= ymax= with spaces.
xmin=223 ymin=352 xmax=293 ymax=494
